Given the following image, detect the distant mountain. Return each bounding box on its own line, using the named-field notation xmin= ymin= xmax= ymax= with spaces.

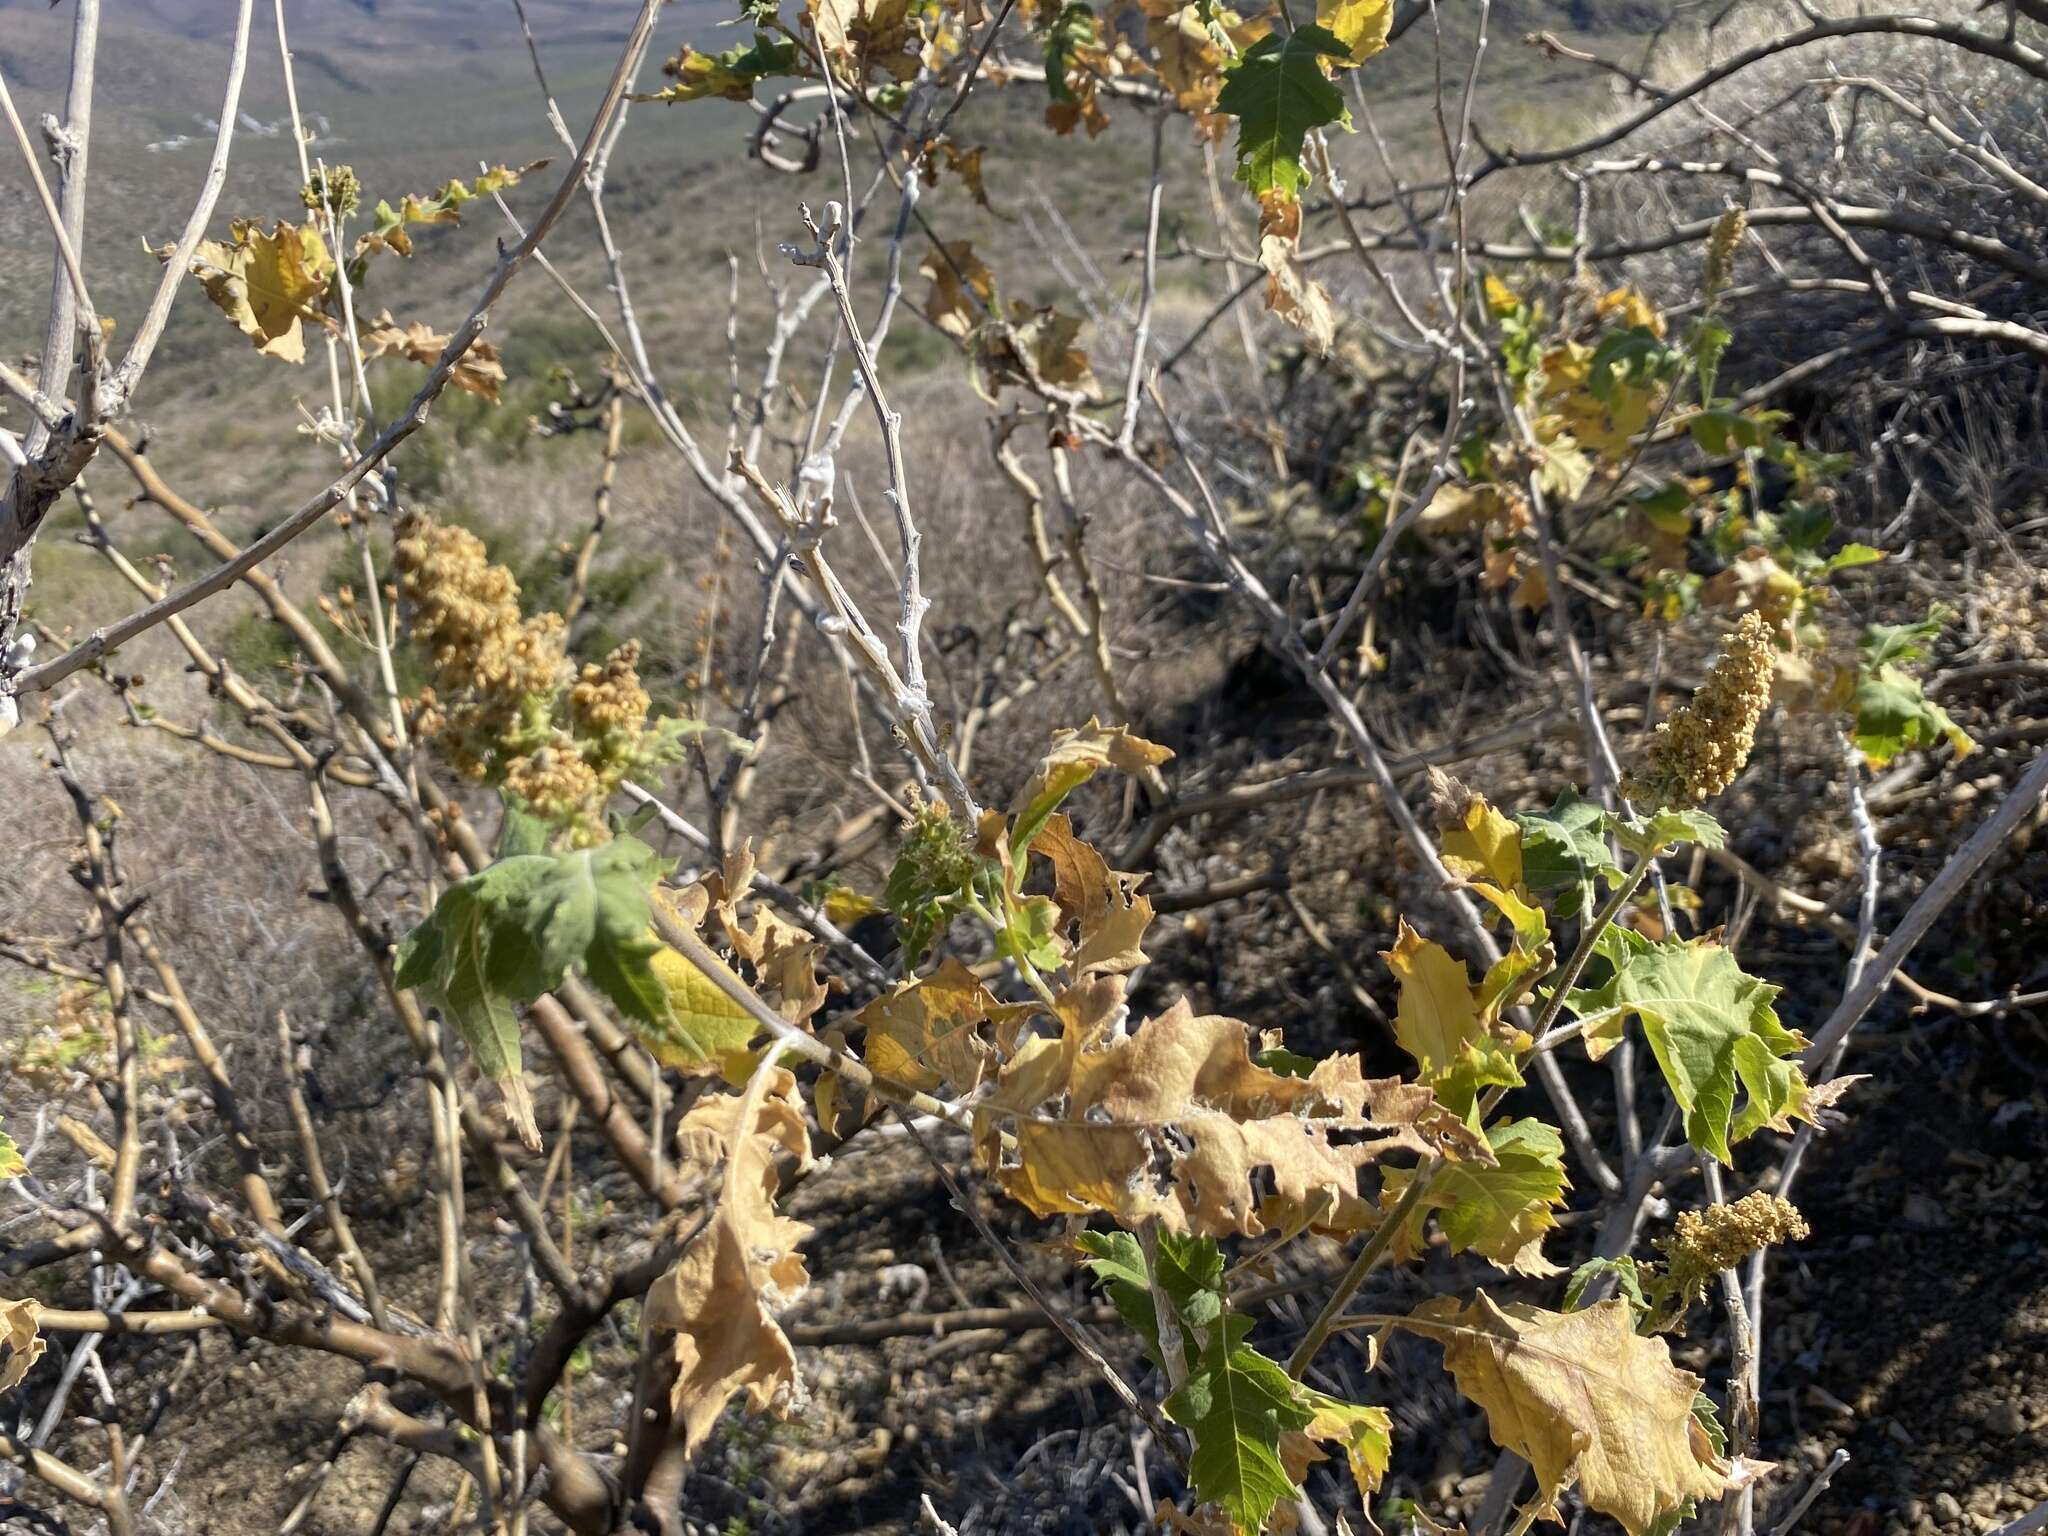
xmin=0 ymin=0 xmax=645 ymax=57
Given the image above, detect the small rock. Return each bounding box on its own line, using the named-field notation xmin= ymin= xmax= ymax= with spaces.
xmin=1934 ymin=1493 xmax=1964 ymax=1524
xmin=1984 ymin=1399 xmax=2026 ymax=1436
xmin=1902 ymin=1192 xmax=1949 ymax=1228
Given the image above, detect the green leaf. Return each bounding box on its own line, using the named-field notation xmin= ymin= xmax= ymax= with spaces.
xmin=996 ymin=893 xmax=1067 ymax=971
xmin=1216 ymin=27 xmax=1350 ymax=200
xmin=1643 ymin=1394 xmax=1728 ymax=1536
xmin=1563 ymin=1255 xmax=1648 ymax=1320
xmin=1854 ymin=665 xmax=1974 ymax=766
xmin=0 ymin=1119 xmax=23 ymax=1181
xmin=1514 ymin=789 xmax=1622 ymax=900
xmin=1860 ymin=605 xmax=1951 ymax=667
xmin=1822 ymin=542 xmax=1885 ymax=575
xmin=358 ymin=163 xmax=538 ymax=259
xmin=1077 ymin=1230 xmax=1227 ymax=1367
xmin=497 ymin=800 xmax=552 ymax=858
xmin=1613 ymin=808 xmax=1725 ymax=858
xmin=1165 ymin=1317 xmax=1314 ymax=1533
xmin=1687 ymin=318 xmax=1731 ymax=403
xmin=1688 ymin=407 xmax=1786 ymax=458
xmin=397 ymin=835 xmax=679 ymax=1144
xmin=1383 ymin=1119 xmax=1570 ymax=1276
xmin=1042 ymin=2 xmax=1098 ymax=101
xmin=1589 ymin=327 xmax=1675 ymax=400
xmin=1254 ymin=1045 xmax=1319 ymax=1078
xmin=633 ymin=33 xmax=799 ymax=103
xmin=1566 ymin=937 xmax=1812 ymax=1164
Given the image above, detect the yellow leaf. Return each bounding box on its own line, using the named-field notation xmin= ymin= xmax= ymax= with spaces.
xmin=1398 ymin=1293 xmax=1734 ymax=1535
xmin=1316 ymin=0 xmax=1391 ymax=63
xmin=1384 ymin=920 xmax=1481 ymax=1078
xmin=1437 ymin=789 xmax=1523 ymax=891
xmin=1287 ymin=1389 xmax=1392 ymax=1495
xmin=645 ymin=1059 xmax=815 ymax=1453
xmin=645 ymin=943 xmax=760 ymax=1070
xmin=1 ymin=1296 xmax=43 ymax=1393
xmin=177 ymin=218 xmax=334 ymax=363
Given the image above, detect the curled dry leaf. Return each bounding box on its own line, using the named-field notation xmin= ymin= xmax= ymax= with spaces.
xmin=1395 ymin=1292 xmax=1734 ymax=1536
xmin=1 ymin=1296 xmax=43 ymax=1393
xmin=359 ymin=311 xmax=506 ymax=403
xmin=1032 ymin=813 xmax=1153 ymax=976
xmin=977 ymin=1000 xmax=1489 ymax=1236
xmin=855 ymin=954 xmax=1034 ymax=1097
xmin=1256 ymin=193 xmax=1336 ymax=356
xmin=644 ymin=1056 xmax=815 ymax=1453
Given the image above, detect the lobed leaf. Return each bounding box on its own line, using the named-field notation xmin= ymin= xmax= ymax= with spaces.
xmin=1566 ymin=936 xmax=1813 ymax=1164
xmin=1397 ymin=1292 xmax=1733 ymax=1536
xmin=1215 ymin=26 xmax=1350 ymax=201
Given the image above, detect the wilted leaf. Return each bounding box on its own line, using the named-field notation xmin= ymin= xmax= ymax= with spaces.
xmin=175 ymin=218 xmax=334 ymax=363
xmin=856 ymin=955 xmax=1030 ymax=1096
xmin=1032 ymin=814 xmax=1154 ymax=975
xmin=1216 ymin=26 xmax=1349 ymax=200
xmin=982 ymin=302 xmax=1105 ymax=404
xmin=1256 ymin=193 xmax=1336 ymax=355
xmin=807 ymin=0 xmax=925 ymax=82
xmin=635 ymin=33 xmax=800 ymax=102
xmin=645 ymin=1059 xmax=815 ymax=1451
xmin=978 ymin=1002 xmax=1488 ymax=1236
xmin=1396 ymin=1292 xmax=1733 ymax=1535
xmin=1566 ymin=935 xmax=1813 ymax=1163
xmin=1 ymin=1296 xmax=43 ymax=1393
xmin=1011 ymin=719 xmax=1172 ymax=852
xmin=360 ymin=311 xmax=506 ymax=402
xmin=922 ymin=240 xmax=996 ymax=342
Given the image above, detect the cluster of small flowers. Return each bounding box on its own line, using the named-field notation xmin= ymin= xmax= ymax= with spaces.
xmin=1704 ymin=206 xmax=1747 ymax=299
xmin=301 ymin=163 xmax=361 ymax=219
xmin=1661 ymin=1191 xmax=1809 ymax=1306
xmin=396 ymin=516 xmax=677 ymax=842
xmin=394 ymin=513 xmax=571 ymax=783
xmin=1625 ymin=610 xmax=1776 ymax=807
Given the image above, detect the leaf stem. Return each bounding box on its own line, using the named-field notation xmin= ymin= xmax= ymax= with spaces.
xmin=1285 ymin=1160 xmax=1438 ymax=1379
xmin=1526 ymin=855 xmax=1655 ymax=1046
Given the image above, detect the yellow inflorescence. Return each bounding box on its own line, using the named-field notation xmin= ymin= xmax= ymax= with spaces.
xmin=1626 ymin=610 xmax=1775 ymax=807
xmin=1661 ymin=1192 xmax=1808 ymax=1305
xmin=395 ymin=515 xmax=669 ymax=842
xmin=570 ymin=641 xmax=654 ymax=736
xmin=1704 ymin=206 xmax=1746 ymax=299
